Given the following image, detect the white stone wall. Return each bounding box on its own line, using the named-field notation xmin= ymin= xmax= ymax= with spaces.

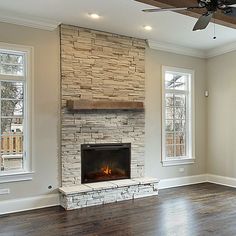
xmin=60 ymin=25 xmax=146 ymax=186
xmin=62 ymin=111 xmax=145 ymax=185
xmin=60 ymin=25 xmax=146 ymax=104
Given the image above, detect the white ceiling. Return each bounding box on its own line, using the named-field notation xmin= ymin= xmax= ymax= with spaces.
xmin=0 ymin=0 xmax=236 ymax=51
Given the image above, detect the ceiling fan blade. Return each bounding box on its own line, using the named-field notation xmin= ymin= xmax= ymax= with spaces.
xmin=193 ymin=13 xmax=213 ymax=31
xmin=223 ymin=7 xmax=236 ymax=16
xmin=223 ymin=0 xmax=236 ymax=5
xmin=142 ymin=7 xmax=188 ymax=13
xmin=142 ymin=5 xmax=203 ymax=13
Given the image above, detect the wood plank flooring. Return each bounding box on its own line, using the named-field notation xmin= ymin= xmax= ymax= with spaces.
xmin=1 ymin=183 xmax=236 ymax=236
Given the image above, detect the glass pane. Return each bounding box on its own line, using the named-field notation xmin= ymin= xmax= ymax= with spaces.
xmin=175 ymin=82 xmax=185 ymax=90
xmin=166 ymin=107 xmax=174 ymax=119
xmin=2 ymin=100 xmax=23 ymax=117
xmin=175 ymin=145 xmax=186 ymax=157
xmin=165 ymin=94 xmax=174 ymax=107
xmin=0 ymin=153 xmax=23 ymax=171
xmin=166 ymin=133 xmax=174 ymax=145
xmin=0 ymin=53 xmax=24 ymax=76
xmin=165 ymin=120 xmax=174 ymax=132
xmin=0 ymin=53 xmax=23 ymax=65
xmin=1 ymin=81 xmax=24 ymax=99
xmin=175 ymin=107 xmax=186 ymax=119
xmin=165 ymin=72 xmax=189 ymax=91
xmin=174 ymin=75 xmax=187 ymax=90
xmin=1 ymin=118 xmax=24 ymax=170
xmin=175 ymin=94 xmax=186 ymax=107
xmin=174 ymin=120 xmax=186 ymax=132
xmin=0 ymin=64 xmax=23 ymax=76
xmin=1 ymin=100 xmax=23 ymax=117
xmin=166 ymin=145 xmax=174 ymax=157
xmin=1 ymin=118 xmax=23 ymax=134
xmin=165 ymin=82 xmax=174 ymax=89
xmin=175 ymin=132 xmax=185 ymax=145
xmin=1 ymin=135 xmax=23 ymax=154
xmin=165 ymin=73 xmax=174 ymax=89
xmin=1 ymin=134 xmax=23 ymax=171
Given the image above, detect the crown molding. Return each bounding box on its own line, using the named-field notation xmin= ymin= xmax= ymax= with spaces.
xmin=1 ymin=11 xmax=235 ymax=58
xmin=206 ymin=42 xmax=236 ymax=58
xmin=148 ymin=39 xmax=236 ymax=59
xmin=148 ymin=39 xmax=206 ymax=59
xmin=0 ymin=10 xmax=60 ymax=31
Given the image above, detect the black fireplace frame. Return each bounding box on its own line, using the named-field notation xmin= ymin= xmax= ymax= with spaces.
xmin=81 ymin=143 xmax=131 ymax=184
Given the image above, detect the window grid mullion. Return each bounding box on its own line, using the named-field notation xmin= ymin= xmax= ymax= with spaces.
xmin=165 ymin=89 xmax=188 ymax=95
xmin=0 ymin=74 xmax=25 ymax=82
xmin=173 ymin=94 xmax=176 ymax=158
xmin=22 ymin=53 xmax=26 ymax=170
xmin=0 ymin=81 xmax=1 ymax=172
xmin=184 ymin=95 xmax=187 ymax=156
xmin=1 ymin=98 xmax=23 ymax=101
xmin=1 ymin=116 xmax=23 ymax=119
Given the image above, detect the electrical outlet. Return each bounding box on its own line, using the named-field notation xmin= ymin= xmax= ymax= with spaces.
xmin=179 ymin=167 xmax=185 ymax=173
xmin=204 ymin=90 xmax=209 ymax=97
xmin=0 ymin=188 xmax=10 ymax=195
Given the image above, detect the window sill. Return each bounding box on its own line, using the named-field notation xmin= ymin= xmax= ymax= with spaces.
xmin=0 ymin=171 xmax=34 ymax=183
xmin=162 ymin=158 xmax=195 ymax=167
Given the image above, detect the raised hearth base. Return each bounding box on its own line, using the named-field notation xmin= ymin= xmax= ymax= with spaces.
xmin=59 ymin=177 xmax=159 ymax=210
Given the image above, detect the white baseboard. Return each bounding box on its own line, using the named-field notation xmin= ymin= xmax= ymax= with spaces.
xmin=207 ymin=174 xmax=236 ymax=188
xmin=1 ymin=174 xmax=236 ymax=215
xmin=158 ymin=174 xmax=207 ymax=189
xmin=0 ymin=193 xmax=59 ymax=215
xmin=159 ymin=174 xmax=236 ymax=190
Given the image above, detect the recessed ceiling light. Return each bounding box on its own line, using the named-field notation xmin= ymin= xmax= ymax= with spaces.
xmin=143 ymin=25 xmax=152 ymax=31
xmin=89 ymin=13 xmax=100 ymax=19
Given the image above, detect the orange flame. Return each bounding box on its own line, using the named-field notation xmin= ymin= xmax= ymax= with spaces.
xmin=101 ymin=165 xmax=112 ymax=175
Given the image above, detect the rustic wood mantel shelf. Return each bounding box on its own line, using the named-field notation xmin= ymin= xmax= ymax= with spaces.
xmin=66 ymin=100 xmax=144 ymax=111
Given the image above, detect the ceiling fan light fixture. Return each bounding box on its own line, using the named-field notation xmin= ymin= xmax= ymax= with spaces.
xmin=88 ymin=13 xmax=100 ymax=19
xmin=143 ymin=25 xmax=152 ymax=31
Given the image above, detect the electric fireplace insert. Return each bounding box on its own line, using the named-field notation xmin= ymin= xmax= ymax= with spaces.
xmin=81 ymin=143 xmax=131 ymax=184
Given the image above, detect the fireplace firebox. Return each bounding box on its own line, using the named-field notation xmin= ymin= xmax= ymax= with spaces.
xmin=81 ymin=143 xmax=131 ymax=184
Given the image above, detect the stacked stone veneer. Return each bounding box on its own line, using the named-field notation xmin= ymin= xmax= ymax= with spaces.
xmin=60 ymin=25 xmax=146 ymax=186
xmin=60 ymin=178 xmax=159 ymax=210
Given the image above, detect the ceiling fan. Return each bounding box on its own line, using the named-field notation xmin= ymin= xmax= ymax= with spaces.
xmin=141 ymin=0 xmax=236 ymax=31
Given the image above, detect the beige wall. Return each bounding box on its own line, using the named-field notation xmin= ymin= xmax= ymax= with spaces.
xmin=0 ymin=22 xmax=208 ymax=205
xmin=145 ymin=49 xmax=207 ymax=179
xmin=0 ymin=22 xmax=60 ymax=201
xmin=207 ymin=51 xmax=236 ymax=177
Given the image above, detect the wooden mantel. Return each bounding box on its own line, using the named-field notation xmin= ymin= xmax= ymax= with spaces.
xmin=66 ymin=100 xmax=144 ymax=111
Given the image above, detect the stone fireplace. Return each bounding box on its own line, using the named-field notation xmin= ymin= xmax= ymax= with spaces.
xmin=59 ymin=25 xmax=159 ymax=210
xmin=60 ymin=25 xmax=146 ymax=186
xmin=81 ymin=143 xmax=131 ymax=184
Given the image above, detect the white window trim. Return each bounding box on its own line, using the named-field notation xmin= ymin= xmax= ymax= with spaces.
xmin=161 ymin=66 xmax=195 ymax=167
xmin=0 ymin=42 xmax=34 ymax=183
xmin=0 ymin=170 xmax=34 ymax=183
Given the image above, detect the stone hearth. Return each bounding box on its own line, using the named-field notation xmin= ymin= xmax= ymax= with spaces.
xmin=59 ymin=177 xmax=159 ymax=210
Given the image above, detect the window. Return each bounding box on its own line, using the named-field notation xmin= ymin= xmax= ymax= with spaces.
xmin=162 ymin=66 xmax=195 ymax=166
xmin=0 ymin=43 xmax=33 ymax=182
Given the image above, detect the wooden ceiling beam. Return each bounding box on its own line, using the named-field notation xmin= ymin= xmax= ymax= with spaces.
xmin=136 ymin=0 xmax=236 ymax=29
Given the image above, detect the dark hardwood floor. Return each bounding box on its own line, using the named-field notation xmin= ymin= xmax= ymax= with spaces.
xmin=1 ymin=183 xmax=236 ymax=236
